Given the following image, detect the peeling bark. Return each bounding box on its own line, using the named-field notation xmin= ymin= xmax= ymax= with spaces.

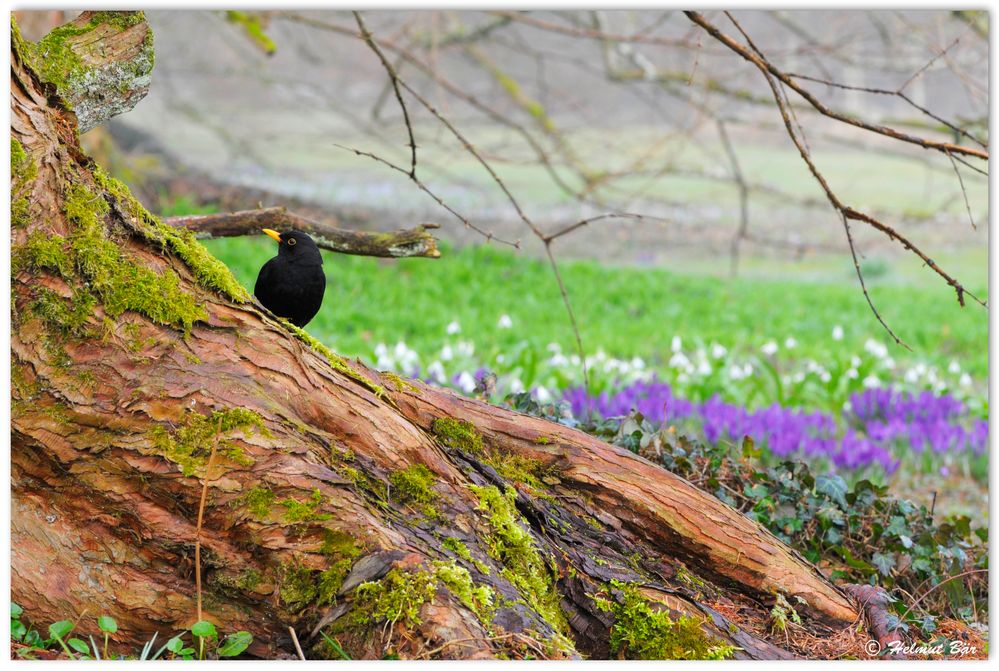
xmin=10 ymin=14 xmax=869 ymax=660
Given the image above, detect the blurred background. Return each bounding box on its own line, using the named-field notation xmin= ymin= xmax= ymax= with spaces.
xmin=17 ymin=9 xmax=989 ymax=513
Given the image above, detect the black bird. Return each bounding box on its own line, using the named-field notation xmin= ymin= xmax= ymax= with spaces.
xmin=254 ymin=229 xmax=326 ymax=327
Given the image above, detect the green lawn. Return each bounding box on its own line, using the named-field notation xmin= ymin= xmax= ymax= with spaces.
xmin=203 ymin=237 xmax=988 ymax=380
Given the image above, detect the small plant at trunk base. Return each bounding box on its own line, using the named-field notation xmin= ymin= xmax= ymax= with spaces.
xmin=9 ymin=605 xmax=251 ymax=660
xmin=593 ymin=581 xmax=736 ymax=660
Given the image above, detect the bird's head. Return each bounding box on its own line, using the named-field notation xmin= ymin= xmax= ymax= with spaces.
xmin=262 ymin=229 xmax=323 ymax=264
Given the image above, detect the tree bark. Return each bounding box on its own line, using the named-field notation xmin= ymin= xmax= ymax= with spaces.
xmin=11 ymin=13 xmax=870 ymax=660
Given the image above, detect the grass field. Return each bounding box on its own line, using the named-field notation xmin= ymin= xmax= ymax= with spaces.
xmin=204 ymin=236 xmax=988 ymax=381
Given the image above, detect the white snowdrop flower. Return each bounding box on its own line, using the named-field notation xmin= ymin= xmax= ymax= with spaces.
xmin=497 ymin=314 xmax=513 ymax=329
xmin=710 ymin=343 xmax=727 ymax=359
xmin=960 ymin=373 xmax=972 ymax=387
xmin=374 ymin=343 xmax=389 ymax=358
xmin=496 ymin=354 xmax=506 ymax=364
xmin=440 ymin=345 xmax=454 ymax=361
xmin=784 ymin=337 xmax=798 ymax=349
xmin=883 ymin=357 xmax=896 ymax=370
xmin=671 ymin=335 xmax=682 ymax=353
xmin=376 ymin=355 xmax=395 ymax=370
xmin=456 ymin=371 xmax=476 ymax=393
xmin=864 ymin=339 xmax=888 ymax=359
xmin=535 ymin=386 xmax=552 ymax=403
xmin=631 ymin=357 xmax=645 ymax=370
xmin=697 ymin=360 xmax=712 ymax=376
xmin=508 ymin=377 xmax=525 ymax=394
xmin=549 ymin=353 xmax=568 ymax=367
xmin=426 ymin=361 xmax=446 ymax=381
xmin=677 ymin=372 xmax=689 ymax=384
xmin=842 ymin=401 xmax=852 ymax=412
xmin=546 ymin=342 xmax=561 ymax=353
xmin=742 ymin=363 xmax=753 ymax=377
xmin=728 ymin=365 xmax=744 ymax=381
xmin=850 ymin=356 xmax=862 ymax=368
xmin=446 ymin=321 xmax=461 ymax=335
xmin=669 ymin=352 xmax=690 ymax=369
xmin=761 ymin=341 xmax=778 ymax=356
xmin=927 ymin=369 xmax=938 ymax=384
xmin=846 ymin=368 xmax=859 ymax=379
xmin=792 ymin=371 xmax=805 ymax=383
xmin=569 ymin=355 xmax=581 ymax=366
xmin=456 ymin=341 xmax=475 ymax=357
xmin=904 ymin=368 xmax=919 ymax=383
xmin=820 ymin=371 xmax=832 ymax=383
xmin=948 ymin=360 xmax=961 ymax=374
xmin=862 ymin=374 xmax=881 ymax=389
xmin=832 ymin=325 xmax=844 ymax=341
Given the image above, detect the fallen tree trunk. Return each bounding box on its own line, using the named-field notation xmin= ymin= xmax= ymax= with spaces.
xmin=11 ymin=12 xmax=869 ymax=660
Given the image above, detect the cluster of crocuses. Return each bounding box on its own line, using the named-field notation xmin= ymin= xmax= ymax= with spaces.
xmin=561 ymin=379 xmax=987 ymax=474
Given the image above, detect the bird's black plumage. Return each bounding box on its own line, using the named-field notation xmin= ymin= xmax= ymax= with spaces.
xmin=254 ymin=230 xmax=326 ymax=327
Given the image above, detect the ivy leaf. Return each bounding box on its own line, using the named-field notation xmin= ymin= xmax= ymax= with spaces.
xmin=217 ymin=631 xmax=253 ymax=657
xmin=872 ymin=552 xmax=895 ymax=577
xmin=885 ymin=516 xmax=909 ymax=538
xmin=744 ymin=483 xmax=770 ymax=500
xmin=815 ymin=474 xmax=849 ymax=508
xmin=166 ymin=635 xmax=185 ymax=653
xmin=11 ymin=602 xmax=23 ymax=618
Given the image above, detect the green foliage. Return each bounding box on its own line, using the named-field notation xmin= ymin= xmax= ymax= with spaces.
xmin=224 ymin=11 xmax=277 ymax=54
xmin=431 ymin=417 xmax=484 ymax=453
xmin=469 ymin=484 xmax=568 ymax=637
xmin=149 ymin=407 xmax=265 ymax=476
xmin=11 ymin=138 xmax=36 ymax=228
xmin=589 ymin=417 xmax=988 ymax=626
xmin=593 ymin=581 xmax=736 ymax=660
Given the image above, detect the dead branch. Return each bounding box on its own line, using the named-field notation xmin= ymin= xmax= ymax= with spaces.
xmin=163 ymin=207 xmax=442 ymax=259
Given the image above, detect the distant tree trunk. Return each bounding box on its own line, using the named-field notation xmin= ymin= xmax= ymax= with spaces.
xmin=12 ymin=13 xmax=875 ymax=660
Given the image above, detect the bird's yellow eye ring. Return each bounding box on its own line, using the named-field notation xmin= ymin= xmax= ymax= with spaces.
xmin=287 ymin=238 xmax=297 ymax=246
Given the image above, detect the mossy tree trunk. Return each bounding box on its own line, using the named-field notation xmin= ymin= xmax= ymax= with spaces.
xmin=12 ymin=13 xmax=872 ymax=660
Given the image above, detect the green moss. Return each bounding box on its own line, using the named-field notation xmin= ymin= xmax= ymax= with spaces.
xmin=64 ymin=180 xmax=207 ymax=331
xmin=490 ymin=453 xmax=545 ymax=490
xmin=16 ymin=232 xmax=73 ymax=276
xmin=92 ymin=167 xmax=249 ymax=303
xmin=280 ymin=562 xmax=320 ymax=612
xmin=381 ymin=371 xmax=418 ymax=393
xmin=242 ymin=487 xmax=275 ymax=519
xmin=321 ymin=529 xmax=360 ymax=559
xmin=235 ymin=568 xmax=263 ymax=592
xmin=593 ymin=581 xmax=736 ymax=660
xmin=433 ymin=560 xmax=496 ymax=625
xmin=431 ymin=417 xmax=483 ymax=454
xmin=11 ymin=138 xmax=36 ymax=229
xmin=150 ymin=407 xmax=265 ymax=476
xmin=350 ymin=568 xmax=438 ymax=628
xmin=468 ymin=485 xmax=568 ymax=637
xmin=388 ymin=464 xmax=438 ymax=511
xmin=30 ymin=287 xmax=95 ymax=337
xmin=279 ymin=488 xmax=332 ymax=523
xmin=442 ymin=537 xmax=472 ymax=561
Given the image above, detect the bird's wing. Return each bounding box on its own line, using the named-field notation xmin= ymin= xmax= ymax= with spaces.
xmin=254 ymin=257 xmax=277 ymax=300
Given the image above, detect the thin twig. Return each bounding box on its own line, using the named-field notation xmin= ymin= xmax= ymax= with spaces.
xmin=288 ymin=626 xmax=306 ymax=660
xmin=354 ymin=11 xmax=417 ymax=179
xmin=945 ymin=150 xmax=977 ymax=230
xmin=195 ymin=416 xmax=224 ymax=623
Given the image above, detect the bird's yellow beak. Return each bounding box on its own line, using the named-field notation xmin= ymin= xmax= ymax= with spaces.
xmin=262 ymin=229 xmax=282 ymax=243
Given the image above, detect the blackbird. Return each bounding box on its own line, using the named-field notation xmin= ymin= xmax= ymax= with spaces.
xmin=254 ymin=229 xmax=326 ymax=327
